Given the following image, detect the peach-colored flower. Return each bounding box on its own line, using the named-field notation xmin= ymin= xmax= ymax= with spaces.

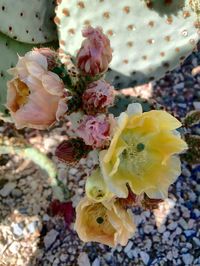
xmin=82 ymin=80 xmax=114 ymax=114
xmin=76 ymin=114 xmax=112 ymax=149
xmin=74 ymin=197 xmax=135 ymax=247
xmin=7 ymin=50 xmax=67 ymax=129
xmin=33 ymin=48 xmax=57 ymax=70
xmin=77 ymin=26 xmax=112 ymax=77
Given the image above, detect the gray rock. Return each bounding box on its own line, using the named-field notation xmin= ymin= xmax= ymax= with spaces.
xmin=140 ymin=251 xmax=150 ymax=265
xmin=182 ymin=168 xmax=191 ymax=178
xmin=78 ymin=252 xmax=90 ymax=266
xmin=193 ymin=101 xmax=200 ymax=110
xmin=168 ymin=222 xmax=177 ymax=231
xmin=182 ymin=254 xmax=194 ymax=265
xmin=179 ymin=218 xmax=188 ymax=230
xmin=124 ymin=241 xmax=133 ymax=253
xmin=144 ymin=225 xmax=154 ymax=234
xmin=44 ymin=229 xmax=59 ymax=249
xmin=60 ymin=254 xmax=68 ymax=262
xmin=193 ymin=237 xmax=200 ymax=247
xmin=11 ymin=223 xmax=23 ymax=237
xmin=184 ymin=229 xmax=196 ymax=238
xmin=0 ymin=182 xmax=16 ymax=197
xmin=92 ymin=258 xmax=100 ymax=266
xmin=158 ymin=225 xmax=166 ymax=233
xmin=127 ymin=250 xmax=136 ymax=259
xmin=11 ymin=188 xmax=22 ymax=198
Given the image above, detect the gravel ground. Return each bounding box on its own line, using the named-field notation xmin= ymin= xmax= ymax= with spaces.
xmin=0 ymin=48 xmax=200 ymax=266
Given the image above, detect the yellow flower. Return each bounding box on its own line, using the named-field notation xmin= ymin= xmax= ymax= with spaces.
xmin=100 ymin=103 xmax=188 ymax=199
xmin=74 ymin=197 xmax=135 ymax=247
xmin=85 ymin=168 xmax=113 ymax=202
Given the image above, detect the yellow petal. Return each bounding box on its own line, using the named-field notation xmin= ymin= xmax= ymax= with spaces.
xmin=104 ymin=112 xmax=128 ymax=163
xmin=86 ymin=169 xmax=113 ymax=202
xmin=148 ymin=131 xmax=188 ymax=164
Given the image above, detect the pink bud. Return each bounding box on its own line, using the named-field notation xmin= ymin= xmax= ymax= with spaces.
xmin=82 ymin=80 xmax=114 ymax=114
xmin=33 ymin=47 xmax=57 ymax=70
xmin=77 ymin=26 xmax=112 ymax=77
xmin=77 ymin=114 xmax=112 ymax=149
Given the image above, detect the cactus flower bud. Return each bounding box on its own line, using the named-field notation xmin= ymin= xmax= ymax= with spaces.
xmin=76 ymin=26 xmax=112 ymax=77
xmin=55 ymin=138 xmax=91 ymax=164
xmin=77 ymin=114 xmax=113 ymax=149
xmin=82 ymin=80 xmax=114 ymax=114
xmin=33 ymin=47 xmax=57 ymax=70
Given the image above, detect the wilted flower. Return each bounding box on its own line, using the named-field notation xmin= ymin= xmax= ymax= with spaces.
xmin=82 ymin=80 xmax=114 ymax=114
xmin=74 ymin=197 xmax=135 ymax=247
xmin=7 ymin=50 xmax=68 ymax=129
xmin=77 ymin=114 xmax=113 ymax=149
xmin=55 ymin=138 xmax=91 ymax=164
xmin=76 ymin=26 xmax=112 ymax=77
xmin=100 ymin=103 xmax=188 ymax=199
xmin=48 ymin=200 xmax=75 ymax=227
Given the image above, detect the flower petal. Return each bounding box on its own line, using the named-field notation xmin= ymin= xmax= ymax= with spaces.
xmin=42 ymin=71 xmax=64 ymax=96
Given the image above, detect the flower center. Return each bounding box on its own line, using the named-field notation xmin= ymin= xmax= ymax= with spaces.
xmin=16 ymin=79 xmax=29 ymax=108
xmin=121 ymin=132 xmax=148 ymax=176
xmin=96 ymin=217 xmax=104 ymax=224
xmin=136 ymin=143 xmax=145 ymax=152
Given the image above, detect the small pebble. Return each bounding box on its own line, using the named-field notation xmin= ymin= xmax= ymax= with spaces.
xmin=167 ymin=222 xmax=177 ymax=231
xmin=44 ymin=229 xmax=59 ymax=249
xmin=182 ymin=254 xmax=194 ymax=265
xmin=124 ymin=241 xmax=133 ymax=253
xmin=92 ymin=258 xmax=100 ymax=266
xmin=11 ymin=223 xmax=23 ymax=237
xmin=0 ymin=182 xmax=16 ymax=197
xmin=140 ymin=251 xmax=150 ymax=265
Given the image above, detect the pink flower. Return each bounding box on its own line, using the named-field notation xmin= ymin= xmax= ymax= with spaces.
xmin=77 ymin=114 xmax=112 ymax=149
xmin=76 ymin=26 xmax=112 ymax=77
xmin=7 ymin=50 xmax=68 ymax=129
xmin=82 ymin=80 xmax=114 ymax=114
xmin=33 ymin=47 xmax=57 ymax=70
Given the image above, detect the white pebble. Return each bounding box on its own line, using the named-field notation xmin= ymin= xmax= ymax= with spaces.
xmin=78 ymin=252 xmax=90 ymax=266
xmin=92 ymin=258 xmax=100 ymax=266
xmin=140 ymin=251 xmax=150 ymax=265
xmin=9 ymin=241 xmax=20 ymax=254
xmin=124 ymin=241 xmax=133 ymax=253
xmin=11 ymin=223 xmax=23 ymax=237
xmin=182 ymin=254 xmax=194 ymax=265
xmin=168 ymin=222 xmax=177 ymax=231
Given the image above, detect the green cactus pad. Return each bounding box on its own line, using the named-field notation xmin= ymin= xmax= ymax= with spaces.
xmin=0 ymin=32 xmax=34 ymax=113
xmin=109 ymin=94 xmax=164 ymax=117
xmin=55 ymin=0 xmax=199 ymax=87
xmin=0 ymin=0 xmax=57 ymax=44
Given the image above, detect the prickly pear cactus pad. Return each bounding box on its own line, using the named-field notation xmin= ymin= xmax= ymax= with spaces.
xmin=55 ymin=0 xmax=200 ymax=86
xmin=0 ymin=33 xmax=34 ymax=113
xmin=0 ymin=0 xmax=57 ymax=44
